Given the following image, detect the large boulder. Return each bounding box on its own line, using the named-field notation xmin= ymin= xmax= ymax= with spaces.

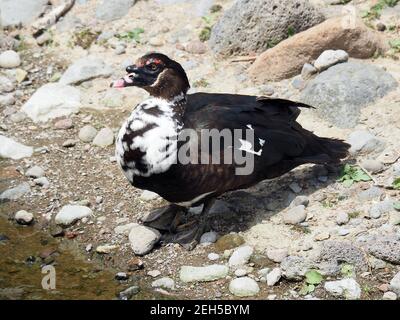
xmin=59 ymin=56 xmax=113 ymax=86
xmin=209 ymin=0 xmax=324 ymax=55
xmin=300 ymin=61 xmax=397 ymax=128
xmin=248 ymin=17 xmax=388 ymax=82
xmin=95 ymin=0 xmax=136 ymax=22
xmin=21 ymin=83 xmax=81 ymax=123
xmin=0 ymin=0 xmax=48 ymax=28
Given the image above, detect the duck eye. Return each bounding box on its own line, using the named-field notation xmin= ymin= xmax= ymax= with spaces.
xmin=148 ymin=63 xmax=158 ymax=71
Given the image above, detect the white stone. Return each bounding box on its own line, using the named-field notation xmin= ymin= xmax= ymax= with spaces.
xmin=114 ymin=223 xmax=138 ymax=235
xmin=0 ymin=93 xmax=15 ymax=107
xmin=14 ymin=210 xmax=34 ymax=225
xmin=59 ymin=56 xmax=113 ymax=85
xmin=336 ymin=211 xmax=349 ymax=225
xmin=34 ymin=177 xmax=49 ymax=188
xmin=25 ymin=165 xmax=45 ymax=178
xmin=229 ymin=277 xmax=260 ymax=297
xmin=0 ymin=75 xmax=15 ymax=93
xmin=200 ymin=231 xmax=218 ymax=244
xmin=147 ymin=270 xmax=161 ymax=278
xmin=0 ymin=135 xmax=33 ymax=160
xmin=151 ymin=277 xmax=175 ymax=290
xmin=324 ymin=278 xmax=361 ymax=299
xmin=234 ymin=268 xmax=248 ymax=277
xmin=266 ymin=248 xmax=288 ymax=263
xmin=208 ymin=253 xmax=220 ymax=261
xmin=128 ymin=225 xmax=161 ymax=255
xmin=228 ymin=245 xmax=254 ymax=268
xmin=390 ymin=271 xmax=400 ymax=296
xmin=78 ymin=125 xmax=98 ymax=142
xmin=140 ymin=190 xmax=160 ymax=201
xmin=266 ymin=268 xmax=282 ymax=286
xmin=92 ymin=127 xmax=114 ymax=147
xmin=0 ymin=50 xmax=21 ymax=68
xmin=55 ymin=205 xmax=92 ymax=226
xmin=179 ymin=265 xmax=229 ymax=283
xmin=96 ymin=244 xmax=118 ymax=254
xmin=314 ymin=49 xmax=348 ymax=71
xmin=383 ymin=291 xmax=397 ymax=300
xmin=22 ymin=83 xmax=81 ymax=123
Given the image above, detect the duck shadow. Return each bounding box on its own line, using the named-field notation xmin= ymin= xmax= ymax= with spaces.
xmin=207 ymin=161 xmax=355 ymax=235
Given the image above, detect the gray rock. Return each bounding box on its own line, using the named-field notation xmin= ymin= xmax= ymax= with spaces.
xmin=313 ymin=49 xmax=348 ymax=71
xmin=0 ymin=75 xmax=15 ymax=93
xmin=301 ymin=63 xmax=317 ymax=80
xmin=347 ymin=131 xmax=386 ymax=156
xmin=119 ymin=286 xmax=140 ymax=300
xmin=369 ymin=200 xmax=394 ymax=219
xmin=78 ymin=125 xmax=98 ymax=143
xmin=147 ymin=270 xmax=161 ymax=278
xmin=291 ymin=75 xmax=306 ymax=90
xmin=324 ymin=278 xmax=361 ymax=299
xmin=10 ymin=112 xmax=26 ymax=123
xmin=360 ymin=159 xmax=384 ymax=174
xmin=301 ymin=62 xmax=397 ymax=128
xmin=96 ymin=244 xmax=118 ymax=254
xmin=290 ymin=196 xmax=310 ymax=208
xmin=358 ymin=186 xmax=383 ymax=201
xmin=209 ymin=0 xmax=324 ymax=55
xmin=59 ymin=57 xmax=113 ymax=85
xmin=0 ymin=93 xmax=15 ymax=107
xmin=266 ymin=248 xmax=288 ymax=263
xmin=389 ymin=272 xmax=400 ymax=296
xmin=266 ymin=268 xmax=282 ymax=286
xmin=102 ymin=90 xmax=124 ymax=108
xmin=365 ymin=235 xmax=400 ymax=264
xmin=0 ymin=0 xmax=48 ymax=27
xmin=128 ymin=225 xmax=161 ymax=255
xmin=289 ymin=182 xmax=302 ymax=193
xmin=316 ymin=241 xmax=369 ymax=275
xmin=0 ymin=34 xmax=19 ymax=51
xmin=22 ymin=83 xmax=81 ymax=123
xmin=151 ymin=277 xmax=175 ymax=290
xmin=0 ymin=135 xmax=33 ymax=160
xmin=336 ymin=211 xmax=349 ymax=225
xmin=228 ymin=245 xmax=254 ymax=267
xmin=92 ymin=128 xmax=114 ymax=147
xmin=283 ymin=205 xmax=306 ymax=224
xmin=280 ymin=256 xmax=309 ymax=280
xmin=179 ymin=265 xmax=229 ymax=282
xmin=200 ymin=231 xmax=218 ymax=244
xmin=338 ymin=228 xmax=350 ymax=236
xmin=0 ymin=183 xmax=31 ymax=201
xmin=14 ymin=210 xmax=34 ymax=225
xmin=55 ymin=205 xmax=92 ymax=226
xmin=96 ymin=0 xmax=136 ymax=21
xmin=229 ymin=277 xmax=260 ymax=297
xmin=0 ymin=50 xmax=21 ymax=69
xmin=25 ymin=166 xmax=44 ymax=178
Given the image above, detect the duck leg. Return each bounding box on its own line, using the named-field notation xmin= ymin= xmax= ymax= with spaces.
xmin=140 ymin=204 xmax=188 ymax=232
xmin=161 ymin=198 xmax=216 ymax=251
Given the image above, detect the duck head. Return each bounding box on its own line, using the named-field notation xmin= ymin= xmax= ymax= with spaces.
xmin=112 ymin=52 xmax=190 ymax=100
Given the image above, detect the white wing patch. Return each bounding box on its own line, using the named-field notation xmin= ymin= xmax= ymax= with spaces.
xmin=238 ymin=138 xmax=263 ymax=156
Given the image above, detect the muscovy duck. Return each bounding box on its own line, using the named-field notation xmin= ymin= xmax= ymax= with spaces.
xmin=112 ymin=52 xmax=350 ymax=250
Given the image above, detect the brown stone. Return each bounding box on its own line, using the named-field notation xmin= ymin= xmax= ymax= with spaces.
xmin=248 ymin=17 xmax=388 ymax=82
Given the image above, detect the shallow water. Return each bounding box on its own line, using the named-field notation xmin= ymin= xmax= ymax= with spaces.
xmin=0 ymin=204 xmax=167 ymax=300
